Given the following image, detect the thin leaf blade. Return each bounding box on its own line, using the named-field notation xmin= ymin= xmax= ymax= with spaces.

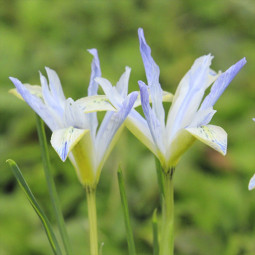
xmin=7 ymin=159 xmax=62 ymax=255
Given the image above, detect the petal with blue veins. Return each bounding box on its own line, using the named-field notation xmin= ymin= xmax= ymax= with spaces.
xmin=95 ymin=91 xmax=138 ymax=175
xmin=200 ymin=58 xmax=247 ymax=110
xmin=138 ymin=28 xmax=165 ymax=127
xmin=9 ymin=84 xmax=43 ymax=100
xmin=95 ymin=77 xmax=122 ymax=107
xmin=186 ymin=124 xmax=227 ymax=155
xmin=9 ymin=77 xmax=59 ymax=131
xmin=51 ymin=127 xmax=90 ymax=161
xmin=45 ymin=67 xmax=66 ymax=102
xmin=87 ymin=49 xmax=101 ymax=140
xmin=116 ymin=66 xmax=131 ymax=98
xmin=88 ymin=48 xmax=101 ymax=96
xmin=139 ymin=80 xmax=165 ymax=154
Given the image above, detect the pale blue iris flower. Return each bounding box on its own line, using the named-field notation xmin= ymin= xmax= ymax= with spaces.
xmin=97 ymin=28 xmax=246 ymax=170
xmin=10 ymin=49 xmax=138 ymax=186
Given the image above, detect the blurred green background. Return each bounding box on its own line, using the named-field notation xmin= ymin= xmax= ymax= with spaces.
xmin=0 ymin=0 xmax=255 ymax=254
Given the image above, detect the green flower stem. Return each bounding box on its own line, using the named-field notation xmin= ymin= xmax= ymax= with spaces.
xmin=117 ymin=167 xmax=136 ymax=255
xmin=35 ymin=115 xmax=72 ymax=255
xmin=152 ymin=209 xmax=159 ymax=255
xmin=86 ymin=186 xmax=98 ymax=255
xmin=160 ymin=168 xmax=175 ymax=255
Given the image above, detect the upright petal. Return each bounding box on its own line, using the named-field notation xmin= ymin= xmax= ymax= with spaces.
xmin=166 ymin=55 xmax=214 ymax=143
xmin=40 ymin=72 xmax=65 ymax=119
xmin=45 ymin=67 xmax=66 ymax=102
xmin=139 ymin=80 xmax=165 ymax=155
xmin=96 ymin=77 xmax=122 ymax=107
xmin=200 ymin=58 xmax=247 ymax=110
xmin=9 ymin=77 xmax=58 ymax=131
xmin=138 ymin=28 xmax=165 ymax=127
xmin=116 ymin=66 xmax=131 ymax=98
xmin=87 ymin=48 xmax=101 ymax=96
xmin=95 ymin=92 xmax=138 ymax=177
xmin=87 ymin=49 xmax=101 ymax=140
xmin=64 ymin=98 xmax=89 ymax=129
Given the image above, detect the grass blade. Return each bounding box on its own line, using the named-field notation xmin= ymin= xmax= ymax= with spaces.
xmin=35 ymin=115 xmax=72 ymax=255
xmin=7 ymin=159 xmax=62 ymax=255
xmin=117 ymin=166 xmax=136 ymax=255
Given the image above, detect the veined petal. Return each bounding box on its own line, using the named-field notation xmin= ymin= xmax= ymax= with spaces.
xmin=166 ymin=54 xmax=214 ymax=143
xmin=139 ymin=80 xmax=165 ymax=154
xmin=87 ymin=48 xmax=101 ymax=96
xmin=51 ymin=127 xmax=96 ymax=186
xmin=126 ymin=109 xmax=156 ymax=154
xmin=95 ymin=77 xmax=122 ymax=107
xmin=45 ymin=67 xmax=66 ymax=102
xmin=76 ymin=95 xmax=116 ymax=112
xmin=200 ymin=58 xmax=247 ymax=110
xmin=40 ymin=72 xmax=65 ymax=118
xmin=9 ymin=84 xmax=42 ymax=100
xmin=138 ymin=28 xmax=165 ymax=126
xmin=51 ymin=127 xmax=89 ymax=161
xmin=9 ymin=77 xmax=58 ymax=131
xmin=133 ymin=90 xmax=173 ymax=108
xmin=186 ymin=124 xmax=227 ymax=155
xmin=64 ymin=98 xmax=89 ymax=129
xmin=95 ymin=92 xmax=138 ymax=177
xmin=87 ymin=49 xmax=101 ymax=140
xmin=189 ymin=107 xmax=217 ymax=127
xmin=248 ymin=174 xmax=255 ymax=190
xmin=116 ymin=66 xmax=131 ymax=97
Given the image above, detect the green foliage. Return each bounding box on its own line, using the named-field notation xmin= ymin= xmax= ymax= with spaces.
xmin=1 ymin=1 xmax=255 ymax=254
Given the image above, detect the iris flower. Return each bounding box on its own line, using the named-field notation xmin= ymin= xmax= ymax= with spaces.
xmin=96 ymin=28 xmax=246 ymax=172
xmin=10 ymin=49 xmax=138 ymax=187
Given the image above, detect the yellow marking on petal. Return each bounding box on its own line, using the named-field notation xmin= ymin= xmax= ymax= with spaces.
xmin=186 ymin=124 xmax=227 ymax=155
xmin=76 ymin=95 xmax=116 ymax=113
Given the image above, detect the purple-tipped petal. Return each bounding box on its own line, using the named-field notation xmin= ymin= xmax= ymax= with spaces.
xmin=138 ymin=28 xmax=165 ymax=126
xmin=10 ymin=77 xmax=58 ymax=131
xmin=87 ymin=49 xmax=101 ymax=140
xmin=88 ymin=48 xmax=101 ymax=96
xmin=200 ymin=57 xmax=247 ymax=110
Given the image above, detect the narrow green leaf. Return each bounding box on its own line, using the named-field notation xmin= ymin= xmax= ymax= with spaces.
xmin=154 ymin=156 xmax=165 ymax=197
xmin=117 ymin=167 xmax=136 ymax=255
xmin=35 ymin=115 xmax=72 ymax=255
xmin=152 ymin=209 xmax=159 ymax=255
xmin=7 ymin=159 xmax=62 ymax=255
